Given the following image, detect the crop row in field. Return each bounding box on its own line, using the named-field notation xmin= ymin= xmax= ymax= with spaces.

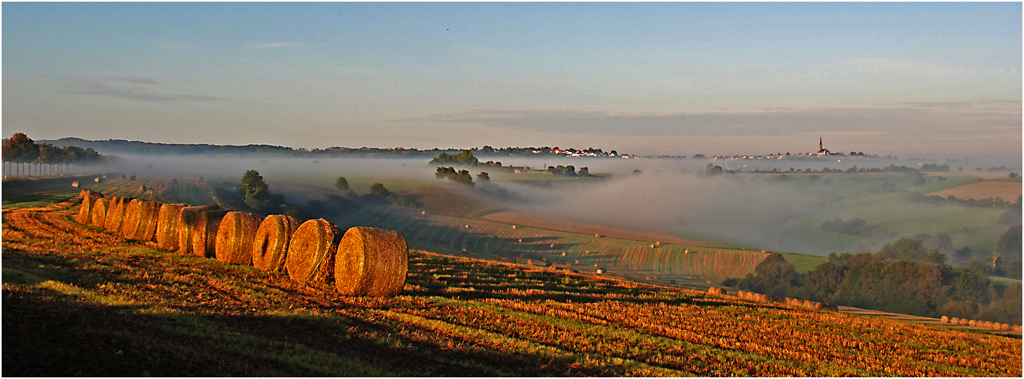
xmin=3 ymin=198 xmax=1020 ymax=376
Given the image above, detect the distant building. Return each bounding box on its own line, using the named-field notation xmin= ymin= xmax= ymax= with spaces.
xmin=816 ymin=137 xmax=832 ymax=156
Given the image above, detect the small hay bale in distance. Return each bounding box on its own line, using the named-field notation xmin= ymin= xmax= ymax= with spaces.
xmin=89 ymin=198 xmax=111 ymax=227
xmin=802 ymin=300 xmax=814 ymax=308
xmin=968 ymin=320 xmax=977 ymax=327
xmin=959 ymin=318 xmax=969 ymax=326
xmin=814 ymin=302 xmax=823 ymax=310
xmin=1000 ymin=324 xmax=1010 ymax=331
xmin=983 ymin=321 xmax=993 ymax=329
xmin=192 ymin=210 xmax=230 ymax=258
xmin=215 ymin=211 xmax=263 ymax=265
xmin=175 ymin=205 xmax=219 ymax=255
xmin=155 ymin=204 xmax=186 ymax=251
xmin=72 ymin=181 xmax=80 ymax=188
xmin=950 ymin=317 xmax=960 ymax=325
xmin=252 ymin=214 xmax=301 ymax=272
xmin=285 ymin=219 xmax=342 ymax=286
xmin=334 ymin=226 xmax=409 ymax=297
xmin=941 ymin=316 xmax=949 ymax=323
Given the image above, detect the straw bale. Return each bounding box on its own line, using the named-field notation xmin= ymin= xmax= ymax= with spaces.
xmin=968 ymin=320 xmax=977 ymax=327
xmin=75 ymin=191 xmax=103 ymax=224
xmin=215 ymin=211 xmax=263 ymax=265
xmin=814 ymin=302 xmax=823 ymax=310
xmin=72 ymin=181 xmax=79 ymax=188
xmin=802 ymin=300 xmax=814 ymax=308
xmin=251 ymin=215 xmax=300 ymax=272
xmin=89 ymin=198 xmax=111 ymax=227
xmin=285 ymin=219 xmax=342 ymax=285
xmin=959 ymin=318 xmax=969 ymax=326
xmin=155 ymin=204 xmax=186 ymax=251
xmin=122 ymin=200 xmax=162 ymax=241
xmin=334 ymin=226 xmax=409 ymax=296
xmin=103 ymin=197 xmax=131 ymax=233
xmin=950 ymin=317 xmax=960 ymax=325
xmin=940 ymin=316 xmax=949 ymax=323
xmin=191 ymin=210 xmax=230 ymax=258
xmin=1001 ymin=324 xmax=1010 ymax=331
xmin=175 ymin=205 xmax=220 ymax=255
xmin=983 ymin=321 xmax=993 ymax=329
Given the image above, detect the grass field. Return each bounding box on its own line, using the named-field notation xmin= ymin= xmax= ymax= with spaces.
xmin=2 ymin=195 xmax=1020 ymax=376
xmin=926 ymin=180 xmax=1022 ymax=202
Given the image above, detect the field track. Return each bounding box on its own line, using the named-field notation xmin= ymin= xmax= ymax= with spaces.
xmin=926 ymin=180 xmax=1022 ymax=201
xmin=4 ymin=196 xmax=1021 ymax=376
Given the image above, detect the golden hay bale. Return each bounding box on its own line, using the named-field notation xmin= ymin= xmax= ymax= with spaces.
xmin=89 ymin=198 xmax=111 ymax=227
xmin=950 ymin=317 xmax=960 ymax=325
xmin=251 ymin=215 xmax=301 ymax=272
xmin=959 ymin=318 xmax=969 ymax=326
xmin=814 ymin=302 xmax=823 ymax=310
xmin=968 ymin=320 xmax=977 ymax=327
xmin=191 ymin=210 xmax=230 ymax=258
xmin=75 ymin=192 xmax=103 ymax=224
xmin=983 ymin=321 xmax=993 ymax=329
xmin=72 ymin=181 xmax=79 ymax=188
xmin=155 ymin=204 xmax=186 ymax=251
xmin=103 ymin=197 xmax=132 ymax=233
xmin=941 ymin=316 xmax=949 ymax=323
xmin=334 ymin=226 xmax=409 ymax=296
xmin=175 ymin=205 xmax=220 ymax=255
xmin=802 ymin=300 xmax=814 ymax=308
xmin=285 ymin=219 xmax=342 ymax=285
xmin=1001 ymin=324 xmax=1010 ymax=331
xmin=215 ymin=211 xmax=263 ymax=265
xmin=122 ymin=200 xmax=162 ymax=241
xmin=1014 ymin=325 xmax=1021 ymax=333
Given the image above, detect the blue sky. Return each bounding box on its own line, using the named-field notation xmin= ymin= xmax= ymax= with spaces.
xmin=3 ymin=2 xmax=1020 ymax=157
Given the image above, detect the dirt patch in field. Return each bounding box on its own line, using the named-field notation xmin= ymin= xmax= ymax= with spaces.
xmin=482 ymin=211 xmax=721 ymax=247
xmin=926 ymin=181 xmax=1022 ymax=201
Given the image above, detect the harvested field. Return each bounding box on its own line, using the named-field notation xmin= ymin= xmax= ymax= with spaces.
xmin=214 ymin=211 xmax=263 ymax=265
xmin=155 ymin=204 xmax=186 ymax=251
xmin=482 ymin=211 xmax=719 ymax=247
xmin=335 ymin=226 xmax=408 ymax=296
xmin=926 ymin=181 xmax=1022 ymax=201
xmin=252 ymin=214 xmax=300 ymax=272
xmin=191 ymin=210 xmax=230 ymax=258
xmin=2 ymin=197 xmax=1021 ymax=376
xmin=285 ymin=219 xmax=341 ymax=286
xmin=176 ymin=205 xmax=220 ymax=255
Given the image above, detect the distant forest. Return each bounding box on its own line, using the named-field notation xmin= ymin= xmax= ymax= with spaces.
xmin=43 ymin=138 xmax=615 ymax=159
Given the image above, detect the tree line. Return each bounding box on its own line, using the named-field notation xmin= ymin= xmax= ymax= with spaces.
xmin=733 ymin=235 xmax=1022 ymax=325
xmin=3 ymin=133 xmax=106 ymax=176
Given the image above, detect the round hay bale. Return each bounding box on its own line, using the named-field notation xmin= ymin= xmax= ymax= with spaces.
xmin=252 ymin=215 xmax=301 ymax=272
xmin=285 ymin=219 xmax=342 ymax=286
xmin=72 ymin=181 xmax=80 ymax=188
xmin=814 ymin=302 xmax=823 ymax=310
xmin=215 ymin=211 xmax=263 ymax=265
xmin=708 ymin=287 xmax=718 ymax=295
xmin=155 ymin=204 xmax=186 ymax=251
xmin=334 ymin=226 xmax=409 ymax=297
xmin=75 ymin=192 xmax=104 ymax=224
xmin=802 ymin=300 xmax=814 ymax=308
xmin=950 ymin=317 xmax=960 ymax=325
xmin=89 ymin=198 xmax=111 ymax=227
xmin=983 ymin=321 xmax=993 ymax=329
xmin=191 ymin=210 xmax=230 ymax=258
xmin=1014 ymin=325 xmax=1021 ymax=333
xmin=1000 ymin=323 xmax=1009 ymax=331
xmin=120 ymin=199 xmax=144 ymax=239
xmin=175 ymin=205 xmax=220 ymax=255
xmin=94 ymin=177 xmax=101 ymax=183
xmin=940 ymin=316 xmax=949 ymax=323
xmin=968 ymin=320 xmax=977 ymax=327
xmin=103 ymin=197 xmax=131 ymax=233
xmin=960 ymin=318 xmax=969 ymax=326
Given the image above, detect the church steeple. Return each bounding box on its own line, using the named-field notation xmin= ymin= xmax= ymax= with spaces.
xmin=819 ymin=137 xmax=823 ymax=151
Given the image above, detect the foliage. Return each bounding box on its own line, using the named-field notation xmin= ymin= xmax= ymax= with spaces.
xmin=239 ymin=170 xmax=271 ymax=211
xmin=820 ymin=218 xmax=893 ymax=239
xmin=737 ymin=253 xmax=801 ymax=297
xmin=366 ymin=183 xmax=414 ymax=207
xmin=334 ymin=176 xmax=349 ymax=191
xmin=994 ymin=223 xmax=1021 ymax=263
xmin=435 ymin=166 xmax=475 ymax=187
xmin=429 ymin=150 xmax=502 ymax=168
xmin=2 ymin=133 xmax=105 ymax=176
xmin=874 ymin=238 xmax=946 ymax=264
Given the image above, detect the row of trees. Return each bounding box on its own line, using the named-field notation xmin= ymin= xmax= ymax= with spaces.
xmin=2 ymin=133 xmax=105 ymax=176
xmin=429 ymin=150 xmax=501 ymax=168
xmin=734 ymin=239 xmax=1022 ymax=325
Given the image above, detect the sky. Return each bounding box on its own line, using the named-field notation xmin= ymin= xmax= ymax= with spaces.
xmin=3 ymin=2 xmax=1021 ymax=158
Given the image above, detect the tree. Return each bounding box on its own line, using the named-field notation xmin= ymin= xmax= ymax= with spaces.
xmin=737 ymin=253 xmax=801 ymax=297
xmin=239 ymin=170 xmax=271 ymax=211
xmin=803 ymin=261 xmax=846 ymax=302
xmin=477 ymin=172 xmax=490 ymax=181
xmin=369 ymin=183 xmax=390 ymax=198
xmin=335 ymin=176 xmax=350 ymax=191
xmin=995 ymin=223 xmax=1022 ymax=263
xmin=949 ymin=268 xmax=993 ymax=305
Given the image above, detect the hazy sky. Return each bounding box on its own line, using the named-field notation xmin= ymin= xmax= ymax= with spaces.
xmin=3 ymin=3 xmax=1021 ymax=157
